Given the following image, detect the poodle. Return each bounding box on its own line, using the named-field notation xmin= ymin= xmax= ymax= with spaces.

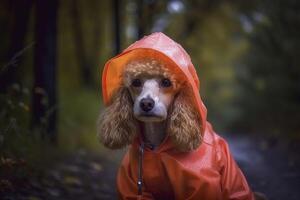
xmin=97 ymin=32 xmax=266 ymax=200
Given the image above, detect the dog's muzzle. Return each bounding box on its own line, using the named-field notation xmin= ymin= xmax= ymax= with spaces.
xmin=140 ymin=97 xmax=155 ymax=112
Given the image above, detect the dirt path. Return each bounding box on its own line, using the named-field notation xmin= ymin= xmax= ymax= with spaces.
xmin=1 ymin=148 xmax=124 ymax=200
xmin=1 ymin=134 xmax=299 ymax=200
xmin=224 ymin=134 xmax=300 ymax=200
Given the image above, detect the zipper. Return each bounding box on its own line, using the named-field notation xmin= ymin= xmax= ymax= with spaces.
xmin=138 ymin=142 xmax=144 ymax=196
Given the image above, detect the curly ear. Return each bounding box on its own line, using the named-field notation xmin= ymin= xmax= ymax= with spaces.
xmin=167 ymin=85 xmax=203 ymax=152
xmin=97 ymin=86 xmax=138 ymax=149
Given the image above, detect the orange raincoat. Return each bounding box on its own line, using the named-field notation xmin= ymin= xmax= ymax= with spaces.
xmin=102 ymin=32 xmax=255 ymax=200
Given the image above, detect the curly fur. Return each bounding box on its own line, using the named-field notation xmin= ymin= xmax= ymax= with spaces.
xmin=98 ymin=58 xmax=203 ymax=151
xmin=167 ymin=84 xmax=203 ymax=152
xmin=97 ymin=86 xmax=138 ymax=149
xmin=123 ymin=58 xmax=184 ymax=90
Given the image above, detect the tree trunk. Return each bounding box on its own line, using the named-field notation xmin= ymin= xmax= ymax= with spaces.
xmin=70 ymin=0 xmax=93 ymax=87
xmin=113 ymin=0 xmax=121 ymax=55
xmin=0 ymin=0 xmax=32 ymax=92
xmin=136 ymin=0 xmax=158 ymax=39
xmin=32 ymin=0 xmax=58 ymax=143
xmin=137 ymin=0 xmax=145 ymax=39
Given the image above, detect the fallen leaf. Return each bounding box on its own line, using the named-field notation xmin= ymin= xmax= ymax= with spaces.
xmin=63 ymin=175 xmax=82 ymax=186
xmin=90 ymin=162 xmax=103 ymax=171
xmin=28 ymin=196 xmax=41 ymax=200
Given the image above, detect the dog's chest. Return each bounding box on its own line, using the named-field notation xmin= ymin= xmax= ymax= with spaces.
xmin=136 ymin=147 xmax=222 ymax=200
xmin=142 ymin=152 xmax=175 ymax=199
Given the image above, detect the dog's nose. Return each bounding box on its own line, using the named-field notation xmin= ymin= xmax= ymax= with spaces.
xmin=140 ymin=98 xmax=155 ymax=112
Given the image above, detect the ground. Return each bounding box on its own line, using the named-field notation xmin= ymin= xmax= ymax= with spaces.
xmin=225 ymin=134 xmax=300 ymax=200
xmin=1 ymin=134 xmax=299 ymax=200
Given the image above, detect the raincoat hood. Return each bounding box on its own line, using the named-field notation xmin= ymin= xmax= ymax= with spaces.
xmin=101 ymin=32 xmax=255 ymax=200
xmin=102 ymin=32 xmax=207 ymax=134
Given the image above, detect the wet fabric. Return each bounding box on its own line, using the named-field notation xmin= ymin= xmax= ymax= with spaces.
xmin=101 ymin=32 xmax=255 ymax=200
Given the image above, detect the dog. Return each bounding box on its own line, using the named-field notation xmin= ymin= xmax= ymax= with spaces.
xmin=97 ymin=32 xmax=265 ymax=200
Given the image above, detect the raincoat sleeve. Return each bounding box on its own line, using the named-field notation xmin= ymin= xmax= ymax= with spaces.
xmin=117 ymin=153 xmax=155 ymax=200
xmin=218 ymin=138 xmax=255 ymax=200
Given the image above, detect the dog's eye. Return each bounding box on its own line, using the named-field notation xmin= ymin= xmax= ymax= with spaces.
xmin=161 ymin=78 xmax=172 ymax=88
xmin=131 ymin=79 xmax=142 ymax=87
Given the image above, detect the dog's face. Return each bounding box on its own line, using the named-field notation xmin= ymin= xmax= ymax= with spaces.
xmin=123 ymin=59 xmax=180 ymax=122
xmin=98 ymin=58 xmax=203 ymax=151
xmin=128 ymin=76 xmax=175 ymax=122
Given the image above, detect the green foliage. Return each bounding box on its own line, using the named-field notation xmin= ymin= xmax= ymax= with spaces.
xmin=57 ymin=0 xmax=112 ymax=89
xmin=58 ymin=88 xmax=102 ymax=152
xmin=235 ymin=0 xmax=300 ymax=136
xmin=0 ymin=0 xmax=107 ymax=163
xmin=0 ymin=84 xmax=58 ymax=164
xmin=0 ymin=84 xmax=31 ymax=157
xmin=0 ymin=83 xmax=102 ymax=164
